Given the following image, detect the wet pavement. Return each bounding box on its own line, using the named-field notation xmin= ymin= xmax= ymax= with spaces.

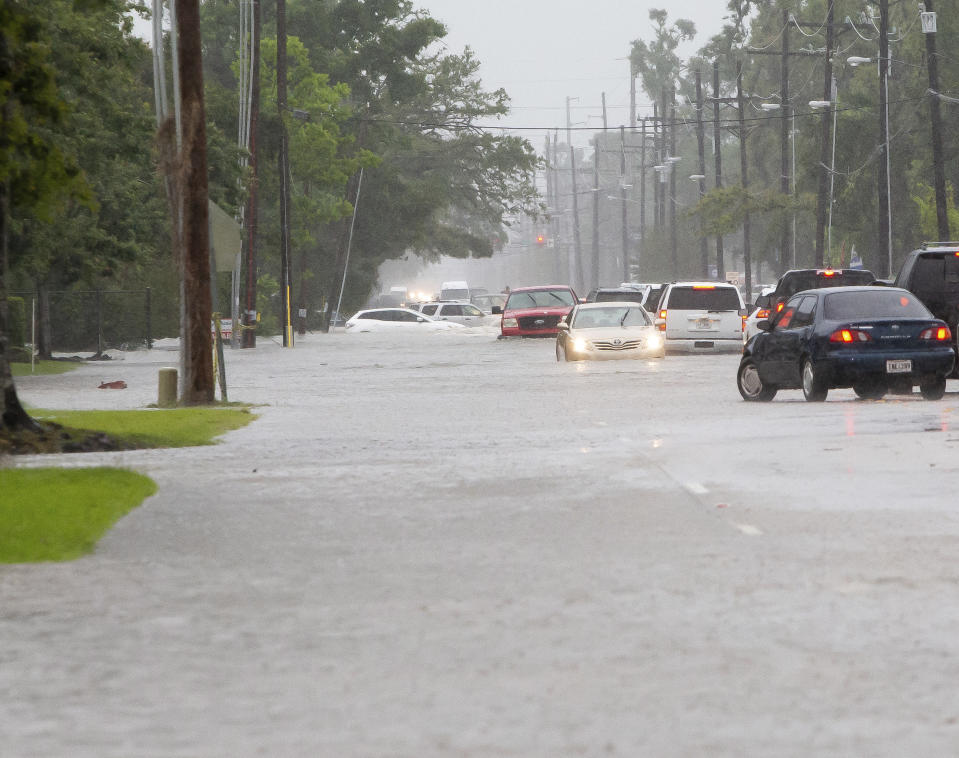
xmin=4 ymin=330 xmax=959 ymax=756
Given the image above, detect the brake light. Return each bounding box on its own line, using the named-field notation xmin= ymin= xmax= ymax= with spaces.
xmin=829 ymin=328 xmax=872 ymax=343
xmin=755 ymin=309 xmax=770 ymax=319
xmin=659 ymin=309 xmax=667 ymax=320
xmin=920 ymin=326 xmax=952 ymax=341
xmin=693 ymin=285 xmax=716 ymax=290
xmin=821 ymin=269 xmax=836 ymax=277
xmin=741 ymin=315 xmax=746 ymax=331
xmin=776 ymin=302 xmax=785 ymax=312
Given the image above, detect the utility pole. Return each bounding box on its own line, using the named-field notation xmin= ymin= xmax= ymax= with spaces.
xmin=620 ymin=125 xmax=629 ymax=281
xmin=659 ymin=88 xmax=668 ymax=229
xmin=640 ymin=117 xmax=647 ymax=262
xmin=922 ymin=0 xmax=949 ymax=241
xmin=592 ymin=134 xmax=600 ymax=291
xmin=736 ymin=61 xmax=752 ymax=296
xmin=814 ymin=0 xmax=835 ymax=268
xmin=601 ymin=92 xmax=608 ymax=131
xmin=695 ymin=71 xmax=709 ymax=279
xmin=567 ymin=97 xmax=584 ymax=290
xmin=242 ymin=0 xmax=260 ymax=348
xmin=175 ymin=0 xmax=213 ymax=403
xmin=878 ymin=0 xmax=895 ymax=273
xmin=780 ymin=9 xmax=791 ymax=273
xmin=669 ymin=90 xmax=678 ymax=280
xmin=629 ymin=68 xmax=637 ymax=129
xmin=276 ymin=0 xmax=292 ymax=346
xmin=712 ymin=60 xmax=725 ymax=280
xmin=652 ymin=103 xmax=661 ymax=232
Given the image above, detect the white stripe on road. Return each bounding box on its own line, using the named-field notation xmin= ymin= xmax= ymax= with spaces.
xmin=734 ymin=523 xmax=763 ymax=536
xmin=685 ymin=482 xmax=708 ymax=495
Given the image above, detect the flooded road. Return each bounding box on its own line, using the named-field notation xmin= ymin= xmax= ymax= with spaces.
xmin=5 ymin=331 xmax=959 ymax=756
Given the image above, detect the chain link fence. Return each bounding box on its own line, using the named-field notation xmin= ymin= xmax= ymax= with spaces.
xmin=12 ymin=289 xmax=156 ymax=354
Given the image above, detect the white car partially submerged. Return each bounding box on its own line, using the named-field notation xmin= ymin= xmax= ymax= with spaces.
xmin=344 ymin=307 xmax=466 ymax=332
xmin=555 ymin=301 xmax=665 ymax=361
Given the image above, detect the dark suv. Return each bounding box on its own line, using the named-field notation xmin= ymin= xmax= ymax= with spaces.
xmin=893 ymin=242 xmax=959 ymax=372
xmin=755 ymin=268 xmax=877 ymax=317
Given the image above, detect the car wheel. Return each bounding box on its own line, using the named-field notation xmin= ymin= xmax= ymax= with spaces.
xmin=853 ymin=378 xmax=886 ymax=400
xmin=737 ymin=358 xmax=777 ymax=402
xmin=920 ymin=375 xmax=947 ymax=400
xmin=801 ymin=357 xmax=828 ymax=402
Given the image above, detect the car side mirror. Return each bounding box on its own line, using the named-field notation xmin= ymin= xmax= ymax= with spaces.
xmin=556 ymin=322 xmax=569 ymax=331
xmin=417 ymin=317 xmax=426 ymax=323
xmin=757 ymin=319 xmax=772 ymax=331
xmin=491 ymin=306 xmax=502 ymax=315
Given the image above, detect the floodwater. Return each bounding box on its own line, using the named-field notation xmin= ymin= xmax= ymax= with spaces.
xmin=4 ymin=330 xmax=959 ymax=756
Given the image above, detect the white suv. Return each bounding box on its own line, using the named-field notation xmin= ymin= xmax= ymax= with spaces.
xmin=656 ymin=282 xmax=746 ymax=352
xmin=419 ymin=301 xmax=489 ymax=325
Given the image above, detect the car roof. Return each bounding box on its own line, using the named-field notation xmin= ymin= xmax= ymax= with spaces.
xmin=577 ymin=300 xmax=647 ymax=308
xmin=789 ymin=284 xmax=907 ymax=298
xmin=667 ymin=280 xmax=739 ymax=288
xmin=509 ymin=284 xmax=574 ymax=292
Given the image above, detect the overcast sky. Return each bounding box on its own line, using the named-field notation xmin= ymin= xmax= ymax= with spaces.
xmin=415 ymin=0 xmax=731 ymax=146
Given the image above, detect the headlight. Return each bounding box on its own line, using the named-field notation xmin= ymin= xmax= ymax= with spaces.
xmin=502 ymin=317 xmax=518 ymax=328
xmin=572 ymin=337 xmax=588 ymax=352
xmin=646 ymin=334 xmax=661 ymax=349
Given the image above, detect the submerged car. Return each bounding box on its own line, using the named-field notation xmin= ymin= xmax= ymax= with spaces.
xmin=737 ymin=286 xmax=955 ymax=402
xmin=556 ymin=302 xmax=665 ymax=361
xmin=497 ymin=285 xmax=578 ymax=337
xmin=343 ymin=307 xmax=465 ymax=332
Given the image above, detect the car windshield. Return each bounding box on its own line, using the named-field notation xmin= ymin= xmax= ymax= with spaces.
xmin=666 ymin=286 xmax=740 ymax=310
xmin=506 ymin=289 xmax=575 ymax=308
xmin=823 ymin=290 xmax=932 ymax=320
xmin=573 ymin=306 xmax=650 ymax=328
xmin=441 ymin=289 xmax=469 ymax=300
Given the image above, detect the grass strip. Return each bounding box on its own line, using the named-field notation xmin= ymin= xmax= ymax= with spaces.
xmin=30 ymin=407 xmax=256 ymax=448
xmin=11 ymin=361 xmax=80 ymax=377
xmin=0 ymin=468 xmax=157 ymax=562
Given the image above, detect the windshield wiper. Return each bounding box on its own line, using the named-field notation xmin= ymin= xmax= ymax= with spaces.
xmin=620 ymin=309 xmax=631 ymax=326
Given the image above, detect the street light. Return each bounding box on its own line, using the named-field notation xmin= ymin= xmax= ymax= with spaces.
xmin=847 ymin=54 xmax=893 ymax=278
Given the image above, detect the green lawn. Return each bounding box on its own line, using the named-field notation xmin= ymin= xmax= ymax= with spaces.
xmin=0 ymin=468 xmax=157 ymax=562
xmin=31 ymin=406 xmax=256 ymax=448
xmin=11 ymin=360 xmax=80 ymax=376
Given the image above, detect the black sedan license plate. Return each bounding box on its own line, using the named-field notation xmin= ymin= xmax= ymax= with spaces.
xmin=886 ymin=359 xmax=912 ymax=374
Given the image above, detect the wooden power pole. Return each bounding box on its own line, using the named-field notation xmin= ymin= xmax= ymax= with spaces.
xmin=175 ymin=0 xmax=213 ymax=404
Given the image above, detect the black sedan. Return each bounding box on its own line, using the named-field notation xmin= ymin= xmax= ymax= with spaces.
xmin=737 ymin=286 xmax=955 ymax=402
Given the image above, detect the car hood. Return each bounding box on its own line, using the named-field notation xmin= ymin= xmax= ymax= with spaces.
xmin=504 ymin=305 xmax=573 ymax=317
xmin=571 ymin=325 xmax=654 ymax=339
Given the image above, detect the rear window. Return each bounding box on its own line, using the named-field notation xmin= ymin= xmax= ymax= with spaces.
xmin=823 ymin=290 xmax=932 ymax=320
xmin=780 ymin=270 xmax=874 ymax=298
xmin=665 ymin=286 xmax=741 ymax=310
xmin=912 ymin=254 xmax=959 ymax=293
xmin=595 ymin=290 xmax=645 ymax=303
xmin=506 ymin=289 xmax=576 ymax=309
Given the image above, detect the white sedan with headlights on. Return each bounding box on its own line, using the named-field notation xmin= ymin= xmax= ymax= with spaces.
xmin=555 ymin=301 xmax=665 ymax=361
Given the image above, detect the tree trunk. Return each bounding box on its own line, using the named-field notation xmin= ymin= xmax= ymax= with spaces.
xmin=0 ymin=181 xmax=40 ymax=433
xmin=175 ymin=0 xmax=213 ymax=404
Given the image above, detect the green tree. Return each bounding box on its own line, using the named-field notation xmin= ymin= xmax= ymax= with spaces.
xmin=0 ymin=0 xmax=95 ymax=431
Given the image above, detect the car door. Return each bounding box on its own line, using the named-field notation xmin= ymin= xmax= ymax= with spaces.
xmin=756 ymin=294 xmax=817 ymax=387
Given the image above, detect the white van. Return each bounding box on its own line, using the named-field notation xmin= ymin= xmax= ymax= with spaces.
xmin=656 ymin=282 xmax=745 ymax=352
xmin=439 ymin=281 xmax=470 ymax=302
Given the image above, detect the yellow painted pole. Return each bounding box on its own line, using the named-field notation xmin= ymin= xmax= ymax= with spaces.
xmin=286 ymin=284 xmax=293 ymax=346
